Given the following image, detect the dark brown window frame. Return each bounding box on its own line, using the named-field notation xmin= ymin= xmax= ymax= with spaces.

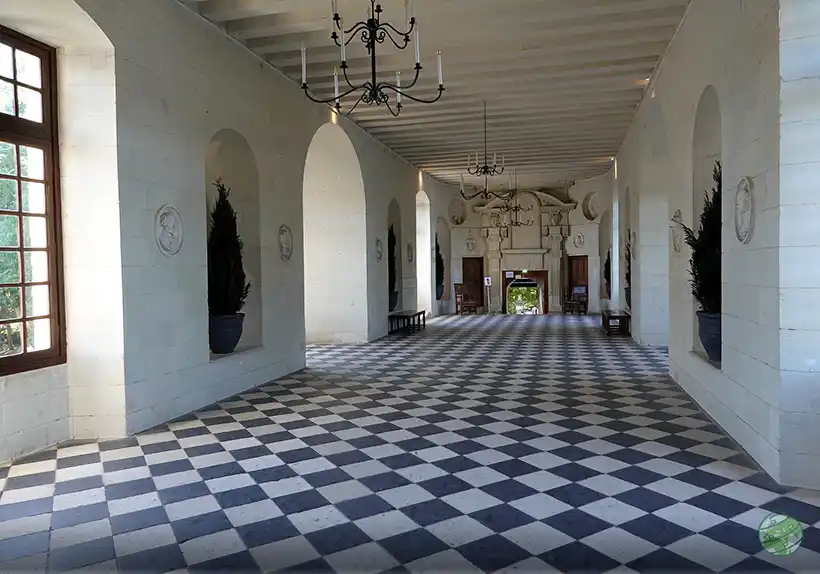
xmin=0 ymin=25 xmax=66 ymax=376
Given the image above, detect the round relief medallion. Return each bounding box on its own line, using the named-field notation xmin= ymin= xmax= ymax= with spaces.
xmin=448 ymin=199 xmax=466 ymax=226
xmin=155 ymin=205 xmax=184 ymax=257
xmin=375 ymin=238 xmax=383 ymax=261
xmin=573 ymin=232 xmax=585 ymax=249
xmin=581 ymin=192 xmax=601 ymax=221
xmin=734 ymin=177 xmax=755 ymax=244
xmin=279 ymin=224 xmax=294 ymax=260
xmin=466 ymin=231 xmax=476 ymax=252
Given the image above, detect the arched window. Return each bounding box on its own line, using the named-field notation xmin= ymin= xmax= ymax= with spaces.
xmin=0 ymin=26 xmax=64 ymax=375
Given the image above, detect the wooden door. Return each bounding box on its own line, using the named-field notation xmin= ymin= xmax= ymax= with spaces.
xmin=568 ymin=256 xmax=588 ymax=295
xmin=462 ymin=257 xmax=485 ymax=306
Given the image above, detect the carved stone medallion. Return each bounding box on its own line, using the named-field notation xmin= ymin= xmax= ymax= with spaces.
xmin=278 ymin=224 xmax=293 ymax=260
xmin=375 ymin=238 xmax=383 ymax=261
xmin=573 ymin=232 xmax=585 ymax=249
xmin=734 ymin=177 xmax=755 ymax=244
xmin=465 ymin=231 xmax=476 ymax=252
xmin=155 ymin=205 xmax=184 ymax=257
xmin=448 ymin=199 xmax=466 ymax=226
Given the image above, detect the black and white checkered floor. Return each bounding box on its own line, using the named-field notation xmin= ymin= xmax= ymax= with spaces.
xmin=1 ymin=314 xmax=819 ymax=573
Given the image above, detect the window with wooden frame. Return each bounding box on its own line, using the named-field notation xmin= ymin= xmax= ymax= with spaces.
xmin=0 ymin=26 xmax=65 ymax=375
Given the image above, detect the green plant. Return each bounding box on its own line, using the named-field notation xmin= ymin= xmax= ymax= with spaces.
xmin=387 ymin=224 xmax=397 ymax=293
xmin=435 ymin=234 xmax=444 ymax=289
xmin=680 ymin=160 xmax=722 ymax=314
xmin=604 ymin=249 xmax=611 ymax=288
xmin=207 ymin=179 xmax=250 ymax=316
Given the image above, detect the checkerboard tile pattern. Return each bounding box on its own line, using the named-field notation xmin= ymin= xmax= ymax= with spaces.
xmin=1 ymin=314 xmax=819 ymax=572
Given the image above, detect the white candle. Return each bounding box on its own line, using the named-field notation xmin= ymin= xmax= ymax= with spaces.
xmin=502 ymin=155 xmax=505 ymax=169
xmin=493 ymin=153 xmax=497 ymax=166
xmin=405 ymin=0 xmax=409 ymax=24
xmin=340 ymin=19 xmax=346 ymax=61
xmin=509 ymin=173 xmax=513 ymax=190
xmin=467 ymin=154 xmax=471 ymax=168
xmin=334 ymin=67 xmax=339 ymax=102
xmin=460 ymin=175 xmax=465 ymax=192
xmin=332 ymin=0 xmax=338 ymax=16
xmin=411 ymin=0 xmax=415 ymax=20
xmin=436 ymin=51 xmax=443 ymax=85
xmin=301 ymin=43 xmax=307 ymax=85
xmin=396 ymin=72 xmax=402 ymax=105
xmin=414 ymin=27 xmax=420 ymax=64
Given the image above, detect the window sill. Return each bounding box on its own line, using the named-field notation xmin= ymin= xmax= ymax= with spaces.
xmin=210 ymin=344 xmax=263 ymax=363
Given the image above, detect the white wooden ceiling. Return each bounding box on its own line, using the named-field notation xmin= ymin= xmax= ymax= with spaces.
xmin=182 ymin=0 xmax=688 ymax=189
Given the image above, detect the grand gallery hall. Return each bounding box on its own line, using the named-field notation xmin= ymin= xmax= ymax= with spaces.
xmin=0 ymin=0 xmax=818 ymax=572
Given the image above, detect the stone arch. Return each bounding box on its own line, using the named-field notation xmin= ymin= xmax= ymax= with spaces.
xmin=691 ymin=85 xmax=722 ymax=358
xmin=0 ymin=0 xmax=125 ymax=442
xmin=435 ymin=216 xmax=451 ymax=308
xmin=387 ymin=198 xmax=403 ymax=311
xmin=415 ymin=190 xmax=432 ymax=315
xmin=206 ymin=129 xmax=263 ymax=351
xmin=303 ymin=122 xmax=367 ymax=343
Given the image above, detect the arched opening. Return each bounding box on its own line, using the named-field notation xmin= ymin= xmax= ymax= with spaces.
xmin=691 ymin=85 xmax=722 ymax=362
xmin=303 ymin=123 xmax=367 ymax=343
xmin=435 ymin=216 xmax=451 ymax=313
xmin=599 ymin=208 xmax=612 ymax=301
xmin=387 ymin=198 xmax=402 ymax=312
xmin=205 ymin=129 xmax=263 ymax=352
xmin=415 ymin=190 xmax=432 ymax=315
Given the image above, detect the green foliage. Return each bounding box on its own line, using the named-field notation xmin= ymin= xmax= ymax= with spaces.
xmin=207 ymin=179 xmax=250 ymax=316
xmin=680 ymin=161 xmax=722 ymax=314
xmin=434 ymin=234 xmax=444 ymax=291
xmin=604 ymin=250 xmax=611 ymax=288
xmin=507 ymin=286 xmax=538 ymax=314
xmin=387 ymin=224 xmax=397 ymax=293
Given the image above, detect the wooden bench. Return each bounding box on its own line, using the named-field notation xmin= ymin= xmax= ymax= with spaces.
xmin=602 ymin=309 xmax=631 ymax=336
xmin=388 ymin=310 xmax=426 ymax=334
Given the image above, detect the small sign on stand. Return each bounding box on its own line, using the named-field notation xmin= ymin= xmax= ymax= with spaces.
xmin=484 ymin=276 xmax=492 ymax=314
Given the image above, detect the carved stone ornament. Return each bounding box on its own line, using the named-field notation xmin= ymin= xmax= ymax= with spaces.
xmin=278 ymin=224 xmax=293 ymax=261
xmin=671 ymin=209 xmax=683 ymax=253
xmin=465 ymin=231 xmax=476 ymax=252
xmin=734 ymin=177 xmax=755 ymax=244
xmin=581 ymin=192 xmax=601 ymax=221
xmin=375 ymin=237 xmax=383 ymax=261
xmin=573 ymin=232 xmax=585 ymax=249
xmin=407 ymin=242 xmax=414 ymax=263
xmin=448 ymin=198 xmax=466 ymax=226
xmin=155 ymin=205 xmax=184 ymax=257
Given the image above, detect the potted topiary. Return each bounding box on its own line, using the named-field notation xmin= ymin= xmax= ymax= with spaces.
xmin=680 ymin=161 xmax=722 ymax=362
xmin=604 ymin=249 xmax=612 ymax=299
xmin=388 ymin=225 xmax=398 ymax=311
xmin=208 ymin=179 xmax=251 ymax=354
xmin=625 ymin=231 xmax=632 ymax=309
xmin=435 ymin=234 xmax=445 ymax=301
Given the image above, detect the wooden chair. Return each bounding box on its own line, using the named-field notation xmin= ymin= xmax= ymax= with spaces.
xmin=454 ymin=283 xmax=478 ymax=314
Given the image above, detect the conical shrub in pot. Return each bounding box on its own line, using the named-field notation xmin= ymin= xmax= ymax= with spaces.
xmin=435 ymin=234 xmax=445 ymax=301
xmin=208 ymin=179 xmax=251 ymax=354
xmin=388 ymin=225 xmax=398 ymax=311
xmin=680 ymin=161 xmax=722 ymax=362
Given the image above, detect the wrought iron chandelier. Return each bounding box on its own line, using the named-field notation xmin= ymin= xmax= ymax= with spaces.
xmin=494 ymin=170 xmax=534 ymax=228
xmin=300 ymin=0 xmax=444 ymax=117
xmin=460 ymin=101 xmax=511 ymax=201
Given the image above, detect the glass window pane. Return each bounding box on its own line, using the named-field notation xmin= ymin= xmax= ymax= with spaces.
xmin=14 ymin=50 xmax=41 ymax=89
xmin=0 ymin=214 xmax=19 ymax=248
xmin=0 ymin=178 xmax=18 ymax=211
xmin=0 ymin=322 xmax=22 ymax=357
xmin=22 ymin=216 xmax=47 ymax=248
xmin=17 ymin=86 xmax=42 ymax=123
xmin=19 ymin=146 xmax=44 ymax=180
xmin=25 ymin=284 xmax=49 ymax=317
xmin=26 ymin=318 xmax=50 ymax=352
xmin=0 ymin=44 xmax=12 ymax=79
xmin=0 ymin=141 xmax=17 ymax=176
xmin=0 ymin=251 xmax=20 ymax=284
xmin=0 ymin=286 xmax=22 ymax=320
xmin=0 ymin=79 xmax=14 ymax=116
xmin=23 ymin=251 xmax=48 ymax=283
xmin=21 ymin=182 xmax=45 ymax=214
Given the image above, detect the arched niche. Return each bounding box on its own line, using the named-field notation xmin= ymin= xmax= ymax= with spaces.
xmin=387 ymin=198 xmax=403 ymax=312
xmin=303 ymin=123 xmax=367 ymax=343
xmin=415 ymin=191 xmax=432 ymax=316
xmin=691 ymin=85 xmax=722 ymax=359
xmin=206 ymin=129 xmax=263 ymax=351
xmin=435 ymin=216 xmax=451 ymax=306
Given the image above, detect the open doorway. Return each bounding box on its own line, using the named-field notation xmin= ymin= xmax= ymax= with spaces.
xmin=502 ymin=270 xmax=548 ymax=314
